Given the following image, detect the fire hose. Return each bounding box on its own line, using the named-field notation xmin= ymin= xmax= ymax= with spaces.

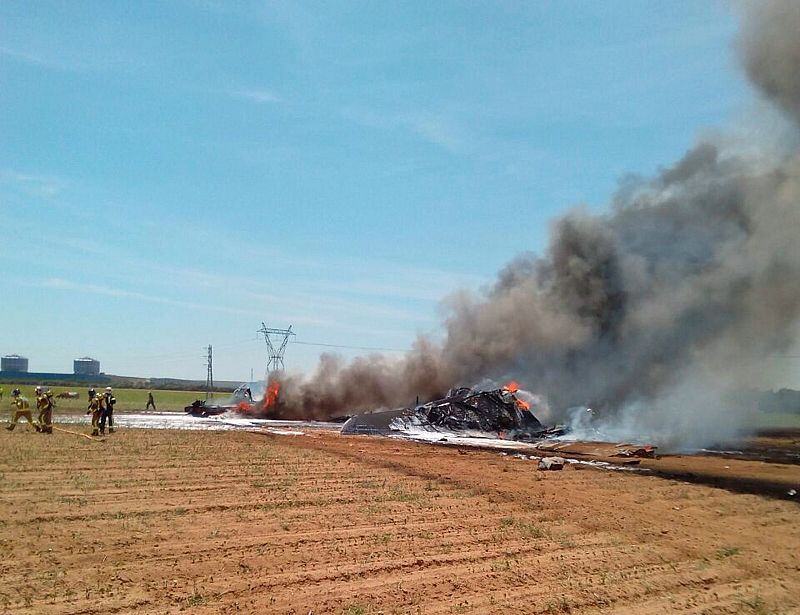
xmin=52 ymin=425 xmax=105 ymax=441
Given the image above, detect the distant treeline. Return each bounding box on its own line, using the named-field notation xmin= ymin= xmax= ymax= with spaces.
xmin=755 ymin=388 xmax=800 ymax=414
xmin=113 ymin=377 xmax=240 ymax=392
xmin=0 ymin=372 xmax=240 ymax=392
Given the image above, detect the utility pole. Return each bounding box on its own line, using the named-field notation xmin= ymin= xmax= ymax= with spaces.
xmin=257 ymin=323 xmax=295 ymax=374
xmin=205 ymin=344 xmax=213 ymax=400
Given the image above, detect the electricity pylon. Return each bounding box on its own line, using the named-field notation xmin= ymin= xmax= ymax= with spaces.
xmin=205 ymin=344 xmax=213 ymax=400
xmin=258 ymin=323 xmax=295 ymax=374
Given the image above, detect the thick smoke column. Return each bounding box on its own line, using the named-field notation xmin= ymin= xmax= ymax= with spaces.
xmin=739 ymin=0 xmax=800 ymax=124
xmin=275 ymin=2 xmax=800 ymax=448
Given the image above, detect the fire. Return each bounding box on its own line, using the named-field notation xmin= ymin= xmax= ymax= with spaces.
xmin=264 ymin=380 xmax=280 ymax=409
xmin=502 ymin=381 xmax=530 ymax=410
xmin=237 ymin=401 xmax=252 ymax=414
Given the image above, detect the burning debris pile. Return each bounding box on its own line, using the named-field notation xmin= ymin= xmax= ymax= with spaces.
xmin=342 ymin=383 xmax=564 ymax=440
xmin=184 ymin=379 xmax=284 ymax=418
xmin=413 ymin=385 xmax=543 ymax=434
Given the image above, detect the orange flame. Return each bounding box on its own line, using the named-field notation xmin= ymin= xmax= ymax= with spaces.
xmin=237 ymin=401 xmax=252 ymax=414
xmin=502 ymin=381 xmax=520 ymax=393
xmin=264 ymin=380 xmax=280 ymax=408
xmin=515 ymin=399 xmax=530 ymax=411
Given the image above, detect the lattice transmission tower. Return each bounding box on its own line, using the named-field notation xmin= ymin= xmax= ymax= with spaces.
xmin=258 ymin=323 xmax=295 ymax=374
xmin=205 ymin=344 xmax=213 ymax=400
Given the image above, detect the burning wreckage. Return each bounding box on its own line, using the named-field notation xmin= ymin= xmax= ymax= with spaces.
xmin=342 ymin=383 xmax=565 ymax=440
xmin=184 ymin=381 xmax=280 ymax=417
xmin=183 ymin=379 xmax=564 ymax=442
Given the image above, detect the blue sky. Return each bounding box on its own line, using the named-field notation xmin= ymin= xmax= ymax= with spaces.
xmin=1 ymin=1 xmax=752 ymax=381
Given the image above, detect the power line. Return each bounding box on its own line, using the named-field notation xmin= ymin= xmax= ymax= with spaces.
xmin=291 ymin=340 xmax=406 ymax=352
xmin=112 ymin=334 xmax=407 ymax=366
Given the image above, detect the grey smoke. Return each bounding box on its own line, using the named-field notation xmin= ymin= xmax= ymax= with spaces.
xmin=274 ymin=2 xmax=800 ymax=449
xmin=739 ymin=0 xmax=800 ymax=124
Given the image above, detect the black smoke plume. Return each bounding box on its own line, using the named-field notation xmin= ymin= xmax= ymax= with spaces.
xmin=274 ymin=2 xmax=800 ymax=448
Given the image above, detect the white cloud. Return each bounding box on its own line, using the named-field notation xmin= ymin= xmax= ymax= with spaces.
xmin=0 ymin=46 xmax=48 ymax=66
xmin=340 ymin=106 xmax=472 ymax=155
xmin=401 ymin=112 xmax=470 ymax=154
xmin=0 ymin=170 xmax=66 ymax=198
xmin=39 ymin=277 xmax=261 ymax=318
xmin=229 ymin=88 xmax=281 ymax=104
xmin=36 ymin=278 xmax=339 ymax=328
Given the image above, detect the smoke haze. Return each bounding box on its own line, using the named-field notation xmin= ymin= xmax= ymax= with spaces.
xmin=274 ymin=2 xmax=800 ymax=449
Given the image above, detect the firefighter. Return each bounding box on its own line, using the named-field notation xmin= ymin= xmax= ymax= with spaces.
xmin=6 ymin=388 xmax=34 ymax=431
xmin=87 ymin=390 xmax=103 ymax=436
xmin=100 ymin=386 xmax=116 ymax=434
xmin=33 ymin=386 xmax=45 ymax=432
xmin=146 ymin=391 xmax=156 ymax=411
xmin=36 ymin=389 xmax=55 ymax=434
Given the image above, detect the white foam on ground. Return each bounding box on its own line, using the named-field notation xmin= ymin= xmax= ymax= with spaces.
xmin=387 ymin=425 xmax=648 ymax=472
xmin=56 ymin=412 xmax=337 ymax=434
xmin=388 ymin=424 xmax=544 ymax=451
xmin=53 ymin=413 xmax=648 ymax=474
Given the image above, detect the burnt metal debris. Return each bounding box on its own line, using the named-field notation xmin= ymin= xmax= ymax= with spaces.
xmin=184 ymin=399 xmax=228 ymax=417
xmin=342 ymin=386 xmax=565 ymax=440
xmin=427 ymin=387 xmax=539 ymax=433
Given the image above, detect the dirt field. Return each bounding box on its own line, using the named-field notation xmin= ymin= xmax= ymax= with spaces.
xmin=1 ymin=426 xmax=799 ymax=614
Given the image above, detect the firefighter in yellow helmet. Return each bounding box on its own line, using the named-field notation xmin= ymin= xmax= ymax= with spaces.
xmin=6 ymin=388 xmax=34 ymax=431
xmin=87 ymin=389 xmax=103 ymax=436
xmin=36 ymin=389 xmax=55 ymax=434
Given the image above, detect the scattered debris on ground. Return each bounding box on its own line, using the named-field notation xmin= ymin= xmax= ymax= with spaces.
xmin=538 ymin=456 xmax=565 ymax=470
xmin=613 ymin=444 xmax=658 ymax=458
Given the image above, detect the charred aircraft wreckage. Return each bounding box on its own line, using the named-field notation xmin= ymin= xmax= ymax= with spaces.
xmin=184 ymin=384 xmax=256 ymax=417
xmin=184 ymin=380 xmax=565 ymax=441
xmin=342 ymin=383 xmax=565 ymax=440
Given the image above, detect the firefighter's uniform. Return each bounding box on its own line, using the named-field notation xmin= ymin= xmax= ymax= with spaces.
xmin=100 ymin=388 xmax=116 ymax=434
xmin=7 ymin=390 xmax=34 ymax=431
xmin=36 ymin=390 xmax=55 ymax=434
xmin=87 ymin=394 xmax=103 ymax=436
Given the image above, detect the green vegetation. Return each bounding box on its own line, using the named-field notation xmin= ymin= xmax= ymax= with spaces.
xmin=499 ymin=516 xmax=546 ymax=538
xmin=742 ymin=412 xmax=800 ymax=430
xmin=0 ymin=383 xmax=222 ymax=413
xmin=184 ymin=594 xmax=207 ymax=607
xmin=716 ymin=545 xmax=742 ymax=558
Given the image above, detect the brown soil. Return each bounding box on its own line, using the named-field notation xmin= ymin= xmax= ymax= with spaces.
xmin=1 ymin=426 xmax=799 ymax=614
